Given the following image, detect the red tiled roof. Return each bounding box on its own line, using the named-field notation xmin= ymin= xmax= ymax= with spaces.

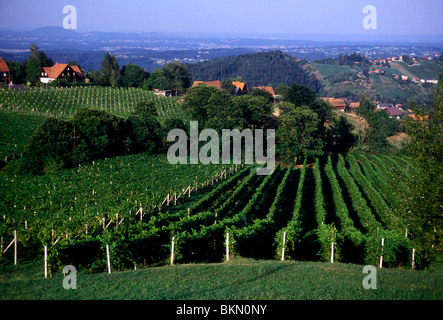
xmin=385 ymin=107 xmax=402 ymax=117
xmin=192 ymin=80 xmax=222 ymax=89
xmin=253 ymin=86 xmax=276 ymax=96
xmin=0 ymin=58 xmax=9 ymax=73
xmin=45 ymin=63 xmax=69 ymax=79
xmin=408 ymin=114 xmax=429 ymax=121
xmin=71 ymin=65 xmax=84 ymax=77
xmin=329 ymin=99 xmax=347 ymax=108
xmin=232 ymin=81 xmax=247 ymax=91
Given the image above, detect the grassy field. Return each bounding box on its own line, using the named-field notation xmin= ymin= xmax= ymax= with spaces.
xmin=0 ymin=86 xmax=185 ymax=159
xmin=0 ymin=110 xmax=47 ymax=159
xmin=0 ymin=258 xmax=441 ymax=300
xmin=389 ymin=61 xmax=442 ymax=79
xmin=311 ymin=63 xmax=352 ymax=77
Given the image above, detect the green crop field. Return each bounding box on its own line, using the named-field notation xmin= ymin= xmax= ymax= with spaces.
xmin=1 ymin=152 xmax=441 ymax=300
xmin=311 ymin=63 xmax=352 ymax=77
xmin=1 ymin=85 xmax=441 ymax=301
xmin=0 ymin=86 xmax=186 ymax=159
xmin=0 ymin=86 xmax=183 ymax=121
xmin=0 ymin=153 xmax=423 ymax=272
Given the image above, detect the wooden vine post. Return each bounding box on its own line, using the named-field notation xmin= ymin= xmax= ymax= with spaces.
xmin=281 ymin=231 xmax=286 ymax=261
xmin=106 ymin=244 xmax=111 ymax=274
xmin=170 ymin=237 xmax=175 ymax=266
xmin=226 ymin=233 xmax=229 ymax=262
xmin=379 ymin=238 xmax=384 ymax=269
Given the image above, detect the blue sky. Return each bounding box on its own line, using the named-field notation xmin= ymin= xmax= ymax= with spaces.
xmin=1 ymin=0 xmax=442 ymax=35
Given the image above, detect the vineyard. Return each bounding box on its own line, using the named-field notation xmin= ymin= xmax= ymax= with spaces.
xmin=0 ymin=152 xmax=418 ymax=274
xmin=0 ymin=86 xmax=183 ymax=121
xmin=0 ymin=86 xmax=185 ymax=159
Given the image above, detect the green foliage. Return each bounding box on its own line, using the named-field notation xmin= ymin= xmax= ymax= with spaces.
xmin=187 ymin=50 xmax=322 ymax=91
xmin=25 ymin=44 xmax=54 ymax=85
xmin=21 ymin=117 xmax=74 ymax=174
xmin=73 ymin=107 xmax=126 ymax=163
xmin=277 ymin=105 xmax=324 ymax=162
xmin=126 ymin=101 xmax=163 ymax=154
xmin=401 ymin=75 xmax=443 ymax=266
xmin=121 ymin=63 xmax=148 ymax=88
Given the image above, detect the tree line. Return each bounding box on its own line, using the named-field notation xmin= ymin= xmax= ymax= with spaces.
xmin=180 ymin=82 xmax=355 ymax=164
xmin=7 ymin=44 xmax=193 ymax=93
xmin=187 ymin=50 xmax=323 ymax=92
xmin=20 ymin=101 xmax=165 ymax=175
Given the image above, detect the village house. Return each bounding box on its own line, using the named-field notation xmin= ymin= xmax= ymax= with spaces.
xmin=40 ymin=63 xmax=84 ymax=84
xmin=327 ymin=98 xmax=347 ymax=111
xmin=192 ymin=80 xmax=222 ymax=89
xmin=232 ymin=81 xmax=248 ymax=94
xmin=0 ymin=58 xmax=11 ymax=85
xmin=384 ymin=106 xmax=403 ymax=119
xmin=349 ymin=102 xmax=360 ymax=109
xmin=408 ymin=114 xmax=430 ymax=121
xmin=369 ymin=69 xmax=384 ymax=75
xmin=377 ymin=102 xmax=394 ymax=110
xmin=153 ymin=88 xmax=178 ymax=97
xmin=252 ymin=86 xmax=276 ymax=97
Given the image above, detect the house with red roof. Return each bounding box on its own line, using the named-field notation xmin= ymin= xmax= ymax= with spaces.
xmin=232 ymin=81 xmax=248 ymax=94
xmin=40 ymin=63 xmax=84 ymax=84
xmin=252 ymin=86 xmax=276 ymax=96
xmin=192 ymin=80 xmax=222 ymax=89
xmin=328 ymin=99 xmax=347 ymax=110
xmin=384 ymin=106 xmax=403 ymax=119
xmin=0 ymin=58 xmax=11 ymax=84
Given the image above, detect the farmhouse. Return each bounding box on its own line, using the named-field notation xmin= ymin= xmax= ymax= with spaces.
xmin=232 ymin=81 xmax=248 ymax=94
xmin=0 ymin=57 xmax=11 ymax=84
xmin=192 ymin=80 xmax=222 ymax=89
xmin=377 ymin=102 xmax=393 ymax=110
xmin=40 ymin=63 xmax=84 ymax=84
xmin=328 ymin=98 xmax=347 ymax=110
xmin=408 ymin=114 xmax=429 ymax=121
xmin=252 ymin=86 xmax=276 ymax=96
xmin=349 ymin=102 xmax=360 ymax=109
xmin=153 ymin=88 xmax=178 ymax=97
xmin=384 ymin=106 xmax=402 ymax=119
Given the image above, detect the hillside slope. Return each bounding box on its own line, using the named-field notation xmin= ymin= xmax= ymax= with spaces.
xmin=187 ymin=50 xmax=322 ymax=91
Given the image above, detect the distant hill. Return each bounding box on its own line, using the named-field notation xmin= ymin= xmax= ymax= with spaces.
xmin=186 ymin=50 xmax=323 ymax=91
xmin=308 ymin=55 xmax=443 ymax=107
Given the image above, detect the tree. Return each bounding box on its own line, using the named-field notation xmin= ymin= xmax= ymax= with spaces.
xmin=274 ymin=84 xmax=288 ymax=99
xmin=277 ymin=105 xmax=324 ymax=163
xmin=205 ymin=90 xmax=244 ymax=132
xmin=285 ymin=83 xmax=317 ymax=108
xmin=20 ymin=117 xmax=74 ymax=174
xmin=143 ymin=69 xmax=168 ymax=90
xmin=121 ymin=63 xmax=148 ymax=87
xmin=181 ymin=84 xmax=220 ymax=126
xmin=161 ymin=62 xmax=192 ymax=93
xmin=232 ymin=95 xmax=272 ymax=129
xmin=127 ymin=101 xmax=163 ymax=153
xmin=25 ymin=44 xmax=53 ymax=84
xmin=7 ymin=61 xmax=26 ymax=84
xmin=109 ymin=69 xmax=122 ymax=87
xmin=101 ymin=52 xmax=120 ymax=86
xmin=73 ymin=107 xmax=125 ymax=162
xmin=401 ymin=75 xmax=443 ymax=267
xmin=250 ymin=88 xmax=274 ymax=104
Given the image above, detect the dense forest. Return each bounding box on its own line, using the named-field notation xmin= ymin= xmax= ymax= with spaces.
xmin=187 ymin=51 xmax=322 ymax=92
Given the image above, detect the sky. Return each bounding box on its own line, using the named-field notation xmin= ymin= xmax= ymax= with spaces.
xmin=1 ymin=0 xmax=443 ymax=35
